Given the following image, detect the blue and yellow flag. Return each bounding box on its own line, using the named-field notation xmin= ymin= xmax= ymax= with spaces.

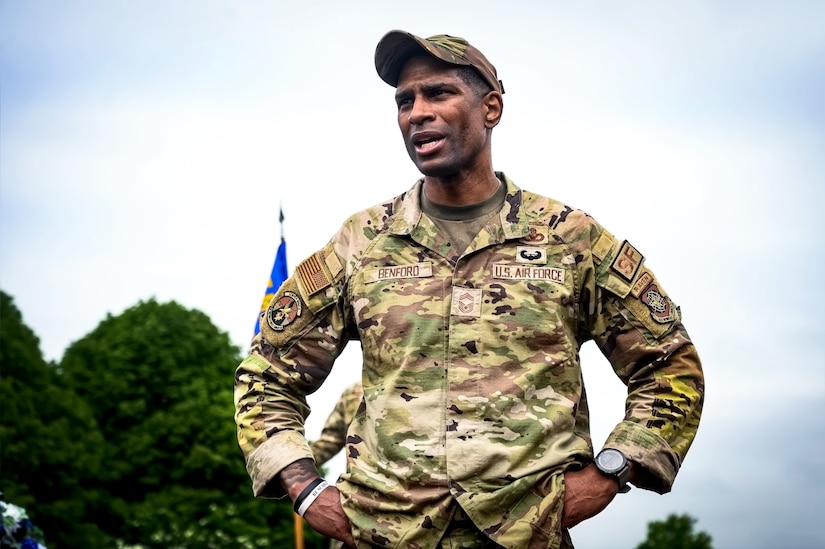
xmin=254 ymin=209 xmax=288 ymax=335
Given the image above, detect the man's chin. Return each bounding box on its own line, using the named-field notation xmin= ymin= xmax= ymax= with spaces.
xmin=414 ymin=160 xmax=459 ymax=178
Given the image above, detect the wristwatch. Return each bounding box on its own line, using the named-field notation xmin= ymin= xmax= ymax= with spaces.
xmin=594 ymin=448 xmax=632 ymax=493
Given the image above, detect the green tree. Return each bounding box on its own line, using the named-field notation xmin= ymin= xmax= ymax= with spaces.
xmin=58 ymin=298 xmax=323 ymax=548
xmin=0 ymin=290 xmax=110 ymax=547
xmin=636 ymin=513 xmax=713 ymax=549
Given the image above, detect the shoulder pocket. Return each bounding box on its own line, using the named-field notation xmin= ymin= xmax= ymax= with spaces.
xmin=594 ymin=233 xmax=679 ymax=339
xmin=261 ymin=243 xmax=343 ymax=349
xmin=594 ymin=232 xmax=642 ymax=299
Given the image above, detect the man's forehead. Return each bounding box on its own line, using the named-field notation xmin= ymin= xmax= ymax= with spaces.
xmin=395 ymin=56 xmax=461 ymax=89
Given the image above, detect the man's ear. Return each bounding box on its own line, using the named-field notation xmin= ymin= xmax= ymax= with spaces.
xmin=483 ymin=91 xmax=503 ymax=128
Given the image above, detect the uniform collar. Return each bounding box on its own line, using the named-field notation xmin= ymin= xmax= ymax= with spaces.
xmin=388 ymin=172 xmax=533 ymax=241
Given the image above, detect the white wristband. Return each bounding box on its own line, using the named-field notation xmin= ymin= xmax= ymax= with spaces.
xmin=296 ymin=479 xmax=329 ymax=517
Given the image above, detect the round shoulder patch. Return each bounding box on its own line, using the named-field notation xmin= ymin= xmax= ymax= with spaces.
xmin=266 ymin=291 xmax=303 ymax=331
xmin=640 ymin=283 xmax=677 ymax=324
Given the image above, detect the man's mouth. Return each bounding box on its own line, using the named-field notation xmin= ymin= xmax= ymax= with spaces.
xmin=415 ymin=137 xmax=444 ymax=153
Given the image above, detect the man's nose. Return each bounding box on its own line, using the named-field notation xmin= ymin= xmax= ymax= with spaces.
xmin=408 ymin=99 xmax=434 ymax=126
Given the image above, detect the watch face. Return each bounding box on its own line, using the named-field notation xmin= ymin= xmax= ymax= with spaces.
xmin=597 ymin=449 xmax=625 ymax=473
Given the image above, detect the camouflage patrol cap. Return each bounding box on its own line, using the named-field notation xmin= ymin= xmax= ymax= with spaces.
xmin=375 ymin=30 xmax=505 ymax=94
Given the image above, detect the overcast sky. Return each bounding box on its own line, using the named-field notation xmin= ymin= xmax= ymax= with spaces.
xmin=1 ymin=1 xmax=824 ymax=547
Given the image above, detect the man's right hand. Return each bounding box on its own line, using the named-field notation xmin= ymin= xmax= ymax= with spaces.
xmin=302 ymin=485 xmax=355 ymax=546
xmin=280 ymin=458 xmax=355 ymax=546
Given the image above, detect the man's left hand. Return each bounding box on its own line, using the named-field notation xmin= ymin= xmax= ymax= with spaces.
xmin=561 ymin=464 xmax=620 ymax=528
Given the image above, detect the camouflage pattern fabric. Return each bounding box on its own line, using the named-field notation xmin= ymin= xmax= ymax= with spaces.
xmin=234 ymin=173 xmax=704 ymax=549
xmin=311 ymin=381 xmax=365 ymax=466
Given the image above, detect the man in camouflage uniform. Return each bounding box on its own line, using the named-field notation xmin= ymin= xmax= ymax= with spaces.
xmin=235 ymin=30 xmax=704 ymax=549
xmin=311 ymin=381 xmax=364 ymax=466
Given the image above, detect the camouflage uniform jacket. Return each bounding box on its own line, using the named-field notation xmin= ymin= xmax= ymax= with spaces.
xmin=310 ymin=381 xmax=364 ymax=466
xmin=234 ymin=173 xmax=704 ymax=549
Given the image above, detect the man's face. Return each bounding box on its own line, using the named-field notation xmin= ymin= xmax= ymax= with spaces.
xmin=394 ymin=56 xmax=492 ymax=178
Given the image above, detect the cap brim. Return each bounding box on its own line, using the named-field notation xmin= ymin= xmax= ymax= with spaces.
xmin=374 ymin=30 xmax=436 ymax=88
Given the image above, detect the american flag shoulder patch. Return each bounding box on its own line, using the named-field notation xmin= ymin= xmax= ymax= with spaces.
xmin=296 ymin=251 xmax=332 ymax=295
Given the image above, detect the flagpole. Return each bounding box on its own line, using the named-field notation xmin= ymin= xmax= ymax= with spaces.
xmin=253 ymin=206 xmax=289 ymax=337
xmin=294 ymin=513 xmax=304 ymax=549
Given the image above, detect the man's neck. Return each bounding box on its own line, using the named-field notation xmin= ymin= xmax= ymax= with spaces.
xmin=422 ymin=170 xmax=501 ymax=206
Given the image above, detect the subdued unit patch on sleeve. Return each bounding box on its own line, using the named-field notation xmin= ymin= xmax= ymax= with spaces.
xmin=630 ymin=269 xmax=655 ymax=298
xmin=594 ymin=232 xmax=639 ymax=299
xmin=610 ymin=240 xmax=644 ymax=283
xmin=594 ymin=232 xmax=681 ymax=339
xmin=624 ymin=268 xmax=681 ymax=338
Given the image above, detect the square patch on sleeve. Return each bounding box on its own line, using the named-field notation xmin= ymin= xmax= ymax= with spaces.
xmin=610 ymin=240 xmax=644 ymax=282
xmin=296 ymin=252 xmax=331 ymax=295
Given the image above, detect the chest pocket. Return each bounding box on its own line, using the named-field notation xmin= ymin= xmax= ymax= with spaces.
xmin=350 ymin=259 xmax=443 ymax=330
xmin=475 ymin=241 xmax=577 ymax=363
